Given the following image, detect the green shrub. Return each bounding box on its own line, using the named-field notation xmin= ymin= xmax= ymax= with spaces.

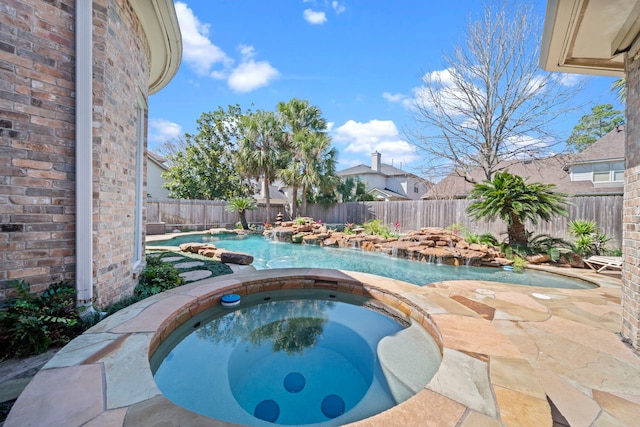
xmin=0 ymin=280 xmax=81 ymax=359
xmin=134 ymin=255 xmax=186 ymax=299
xmin=512 ymin=257 xmax=527 ymax=271
xmin=464 ymin=232 xmax=498 ymax=246
xmin=568 ymin=219 xmax=612 ymax=257
xmin=445 ymin=223 xmax=469 ymax=235
xmin=363 ymin=219 xmax=392 ymax=238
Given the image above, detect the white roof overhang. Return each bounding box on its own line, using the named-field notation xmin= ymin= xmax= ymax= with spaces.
xmin=129 ymin=0 xmax=182 ymax=94
xmin=540 ymin=0 xmax=640 ymax=76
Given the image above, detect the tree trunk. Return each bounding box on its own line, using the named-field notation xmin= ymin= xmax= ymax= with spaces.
xmin=264 ymin=180 xmax=271 ymax=223
xmin=239 ymin=211 xmax=249 ymax=230
xmin=291 ymin=187 xmax=298 ymax=219
xmin=300 ymin=185 xmax=308 ymax=217
xmin=508 ymin=214 xmax=527 ymax=246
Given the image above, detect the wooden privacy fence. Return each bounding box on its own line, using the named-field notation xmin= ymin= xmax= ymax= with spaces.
xmin=147 ymin=195 xmax=623 ymax=248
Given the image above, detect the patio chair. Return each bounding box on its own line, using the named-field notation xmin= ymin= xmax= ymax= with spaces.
xmin=583 ymin=256 xmax=623 ymax=273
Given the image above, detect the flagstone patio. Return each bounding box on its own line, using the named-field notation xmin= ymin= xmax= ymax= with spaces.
xmin=4 ymin=266 xmax=639 ymax=426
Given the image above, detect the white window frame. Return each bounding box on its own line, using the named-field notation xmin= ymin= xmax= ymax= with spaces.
xmin=133 ymin=92 xmax=147 ymax=268
xmin=570 ymin=161 xmax=624 ymax=184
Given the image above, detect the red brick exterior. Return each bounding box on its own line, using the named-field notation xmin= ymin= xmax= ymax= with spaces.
xmin=0 ymin=0 xmax=76 ymax=296
xmin=0 ymin=0 xmax=150 ymax=307
xmin=91 ymin=0 xmax=150 ymax=307
xmin=624 ymin=54 xmax=640 ymax=350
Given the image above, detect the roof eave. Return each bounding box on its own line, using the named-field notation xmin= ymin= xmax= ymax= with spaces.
xmin=129 ymin=0 xmax=183 ymax=94
xmin=539 ymin=0 xmax=626 ymax=77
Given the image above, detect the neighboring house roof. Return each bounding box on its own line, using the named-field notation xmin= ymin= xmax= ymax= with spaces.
xmin=425 ymin=127 xmax=625 ymax=199
xmin=369 ymin=187 xmax=409 ymax=201
xmin=338 ymin=163 xmax=412 ymax=177
xmin=147 ymin=151 xmax=168 ymax=169
xmin=254 ymin=184 xmax=289 ymax=206
xmin=565 ymin=126 xmax=625 ymax=165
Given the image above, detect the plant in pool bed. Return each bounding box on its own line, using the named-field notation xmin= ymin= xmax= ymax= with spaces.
xmin=134 ymin=255 xmax=186 ymax=299
xmin=568 ymin=219 xmax=613 ymax=258
xmin=467 ymin=171 xmax=568 ymax=247
xmin=0 ymin=280 xmax=81 ymax=359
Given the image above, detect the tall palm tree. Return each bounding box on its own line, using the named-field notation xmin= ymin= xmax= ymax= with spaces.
xmin=611 ymin=78 xmax=626 ymax=103
xmin=466 ymin=171 xmax=568 ymax=246
xmin=237 ymin=110 xmax=284 ymax=223
xmin=277 ymin=99 xmax=328 ymax=218
xmin=298 ymin=132 xmax=337 ymax=215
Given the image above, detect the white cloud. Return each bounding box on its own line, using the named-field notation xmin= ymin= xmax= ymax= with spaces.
xmin=149 ymin=119 xmax=182 ymax=144
xmin=228 ymin=59 xmax=280 ymax=93
xmin=239 ymin=44 xmax=256 ymax=59
xmin=303 ymin=9 xmax=327 ymax=24
xmin=174 ymin=2 xmax=232 ymax=76
xmin=332 ymin=1 xmax=346 ymax=14
xmin=383 ymin=92 xmax=407 ymax=103
xmin=175 ymin=3 xmax=279 ymax=92
xmin=557 ymin=73 xmax=582 ymax=87
xmin=332 ymin=119 xmax=418 ymax=165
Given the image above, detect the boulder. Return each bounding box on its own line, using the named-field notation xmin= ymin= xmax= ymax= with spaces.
xmin=560 ymin=251 xmax=584 ymax=268
xmin=198 ymin=249 xmax=217 ymax=258
xmin=526 ymin=253 xmax=551 ymax=264
xmin=180 ymin=242 xmax=215 ymax=253
xmin=491 ymin=257 xmax=514 ymax=266
xmin=220 ymin=252 xmax=254 ymax=265
xmin=302 ymin=234 xmax=319 ymax=245
xmin=455 ymin=240 xmax=470 ymax=250
xmin=322 ymin=238 xmax=338 ymax=247
xmin=361 ymin=241 xmax=375 ymax=251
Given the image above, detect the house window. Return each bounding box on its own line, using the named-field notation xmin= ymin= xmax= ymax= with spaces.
xmin=414 ymin=185 xmax=419 ymax=193
xmin=571 ymin=161 xmax=624 ymax=184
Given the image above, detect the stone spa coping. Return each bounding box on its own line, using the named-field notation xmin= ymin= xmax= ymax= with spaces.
xmin=5 ymin=267 xmax=638 ymax=426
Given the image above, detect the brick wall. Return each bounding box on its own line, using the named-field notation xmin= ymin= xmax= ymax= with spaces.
xmin=623 ymin=54 xmax=640 ymax=350
xmin=0 ymin=0 xmax=151 ymax=308
xmin=0 ymin=0 xmax=76 ymax=296
xmin=91 ymin=0 xmax=150 ymax=307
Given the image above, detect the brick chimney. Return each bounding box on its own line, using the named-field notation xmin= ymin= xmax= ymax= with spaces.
xmin=371 ymin=151 xmax=381 ymax=172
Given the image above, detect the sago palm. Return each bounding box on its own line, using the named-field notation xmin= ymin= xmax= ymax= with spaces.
xmin=225 ymin=197 xmax=257 ymax=230
xmin=466 ymin=171 xmax=568 ymax=246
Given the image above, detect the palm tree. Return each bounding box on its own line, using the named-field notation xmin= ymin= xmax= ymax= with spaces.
xmin=611 ymin=78 xmax=626 ymax=103
xmin=298 ymin=132 xmax=338 ymax=215
xmin=237 ymin=111 xmax=284 ymax=223
xmin=277 ymin=99 xmax=328 ymax=218
xmin=466 ymin=171 xmax=568 ymax=246
xmin=225 ymin=197 xmax=257 ymax=230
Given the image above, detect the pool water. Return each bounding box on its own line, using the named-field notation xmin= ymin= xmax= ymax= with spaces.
xmin=152 ymin=233 xmax=594 ymax=289
xmin=152 ymin=291 xmax=442 ymax=426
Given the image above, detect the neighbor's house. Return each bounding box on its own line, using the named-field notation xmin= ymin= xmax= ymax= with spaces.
xmin=147 ymin=151 xmax=171 ymax=199
xmin=424 ymin=126 xmax=625 ymax=199
xmin=337 ymin=152 xmax=430 ymax=201
xmin=540 ymin=0 xmax=639 ymax=349
xmin=1 ymin=1 xmax=181 ymax=308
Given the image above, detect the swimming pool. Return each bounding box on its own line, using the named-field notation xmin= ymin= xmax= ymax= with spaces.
xmin=151 ymin=289 xmax=442 ymax=426
xmin=151 ymin=233 xmax=595 ymax=289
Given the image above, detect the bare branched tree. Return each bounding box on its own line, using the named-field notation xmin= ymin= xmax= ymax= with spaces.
xmin=406 ymin=0 xmax=583 ymax=183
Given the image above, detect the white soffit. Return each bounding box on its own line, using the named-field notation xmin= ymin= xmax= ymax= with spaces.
xmin=129 ymin=0 xmax=182 ymax=94
xmin=540 ymin=0 xmax=639 ymax=77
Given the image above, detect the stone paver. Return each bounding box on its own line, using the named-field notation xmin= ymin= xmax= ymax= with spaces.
xmin=4 ymin=267 xmax=640 ymax=426
xmin=179 ymin=269 xmax=212 ymax=281
xmin=173 ymin=261 xmax=204 ymax=269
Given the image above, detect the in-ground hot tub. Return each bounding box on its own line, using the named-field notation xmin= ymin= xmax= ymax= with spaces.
xmin=151 ymin=288 xmax=442 ymax=426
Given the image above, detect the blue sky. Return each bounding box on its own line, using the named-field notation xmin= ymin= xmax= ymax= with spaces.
xmin=148 ymin=0 xmax=624 ymax=174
